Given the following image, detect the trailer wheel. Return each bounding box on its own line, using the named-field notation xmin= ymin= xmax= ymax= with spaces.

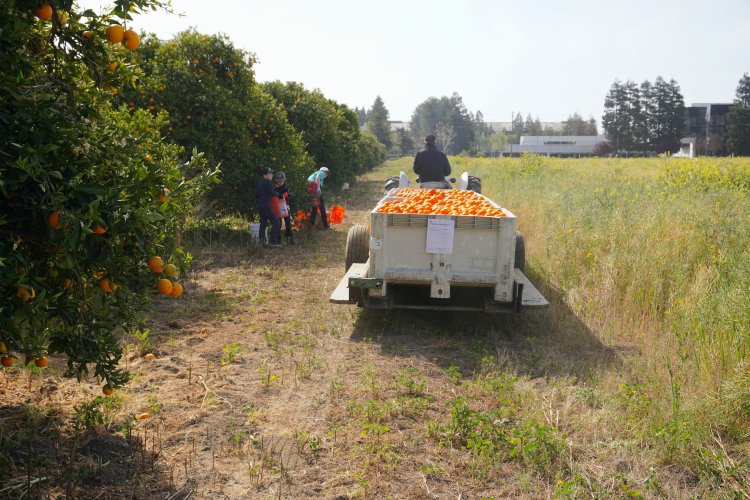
xmin=345 ymin=224 xmax=369 ymax=271
xmin=384 ymin=176 xmax=399 ymax=194
xmin=467 ymin=175 xmax=482 ymax=194
xmin=515 ymin=232 xmax=525 ymax=272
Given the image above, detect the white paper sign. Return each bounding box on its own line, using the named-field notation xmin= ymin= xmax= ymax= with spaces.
xmin=426 ymin=218 xmax=455 ymax=254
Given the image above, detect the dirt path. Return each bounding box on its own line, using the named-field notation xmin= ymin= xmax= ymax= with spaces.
xmin=1 ymin=170 xmax=675 ymax=498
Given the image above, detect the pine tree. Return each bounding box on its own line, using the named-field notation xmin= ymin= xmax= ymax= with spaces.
xmin=366 ymin=96 xmax=391 ymax=149
xmin=603 ymin=80 xmax=630 ymax=151
xmin=726 ymin=73 xmax=750 ymax=155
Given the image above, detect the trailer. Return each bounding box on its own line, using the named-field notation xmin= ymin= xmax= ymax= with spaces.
xmin=330 ymin=174 xmax=548 ymax=312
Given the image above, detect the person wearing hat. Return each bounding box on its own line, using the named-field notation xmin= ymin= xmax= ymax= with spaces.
xmin=255 ymin=167 xmax=283 ymax=246
xmin=413 ymin=134 xmax=451 ymax=188
xmin=307 ymin=166 xmax=330 ymax=230
xmin=272 ymin=171 xmax=295 ymax=244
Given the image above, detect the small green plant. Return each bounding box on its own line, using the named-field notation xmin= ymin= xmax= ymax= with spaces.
xmin=133 ymin=328 xmax=153 ymax=356
xmin=72 ymin=397 xmax=111 ymax=431
xmin=257 ymin=364 xmax=280 ymax=386
xmin=445 ymin=365 xmax=462 ymax=385
xmin=394 ymin=367 xmax=428 ymax=397
xmin=221 ymin=342 xmax=247 ymax=366
xmin=147 ymin=395 xmax=163 ymax=414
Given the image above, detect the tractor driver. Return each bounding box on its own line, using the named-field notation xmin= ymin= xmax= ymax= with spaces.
xmin=413 ymin=134 xmax=451 ymax=189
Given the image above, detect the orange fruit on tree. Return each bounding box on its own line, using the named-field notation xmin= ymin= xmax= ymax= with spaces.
xmin=34 ymin=3 xmax=52 ymax=21
xmin=98 ymin=277 xmax=115 ymax=293
xmin=1 ymin=356 xmax=13 ymax=368
xmin=49 ymin=211 xmax=60 ymax=229
xmin=83 ymin=30 xmax=93 ymax=39
xmin=102 ymin=385 xmax=113 ymax=396
xmin=56 ymin=11 xmax=68 ymax=25
xmin=17 ymin=287 xmax=35 ymax=301
xmin=92 ymin=224 xmax=107 ymax=235
xmin=170 ymin=283 xmax=183 ymax=298
xmin=0 ymin=342 xmax=6 ymax=353
xmin=35 ymin=356 xmax=48 ymax=368
xmin=148 ymin=256 xmax=164 ymax=273
xmin=158 ymin=188 xmax=171 ymax=203
xmin=108 ymin=62 xmax=117 ymax=70
xmin=156 ymin=278 xmax=173 ymax=295
xmin=63 ymin=278 xmax=73 ymax=289
xmin=106 ymin=25 xmax=124 ymax=44
xmin=122 ymin=30 xmax=140 ymax=50
xmin=164 ymin=263 xmax=177 ymax=277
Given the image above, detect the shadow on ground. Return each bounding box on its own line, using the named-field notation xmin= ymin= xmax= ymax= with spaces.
xmin=349 ymin=275 xmax=622 ymax=382
xmin=0 ymin=403 xmax=181 ymax=499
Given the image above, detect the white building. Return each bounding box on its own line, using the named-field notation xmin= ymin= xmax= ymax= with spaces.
xmin=500 ymin=135 xmax=608 ymax=157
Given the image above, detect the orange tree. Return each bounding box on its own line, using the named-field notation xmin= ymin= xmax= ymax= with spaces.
xmin=0 ymin=1 xmax=216 ymax=388
xmin=262 ymin=81 xmax=386 ymax=190
xmin=121 ymin=30 xmax=313 ymax=217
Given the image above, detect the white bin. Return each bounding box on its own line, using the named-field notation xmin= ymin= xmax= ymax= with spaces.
xmin=248 ymin=222 xmax=261 ymax=240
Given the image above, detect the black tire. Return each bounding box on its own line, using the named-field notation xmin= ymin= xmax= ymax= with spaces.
xmin=345 ymin=224 xmax=369 ymax=271
xmin=514 ymin=232 xmax=525 ymax=272
xmin=384 ymin=176 xmax=399 ymax=194
xmin=467 ymin=175 xmax=482 ymax=194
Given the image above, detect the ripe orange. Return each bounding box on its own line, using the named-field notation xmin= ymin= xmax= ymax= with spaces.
xmin=156 ymin=279 xmax=173 ymax=295
xmin=34 ymin=3 xmax=52 ymax=21
xmin=145 ymin=154 xmax=153 ymax=162
xmin=49 ymin=211 xmax=60 ymax=229
xmin=164 ymin=263 xmax=177 ymax=277
xmin=1 ymin=356 xmax=13 ymax=368
xmin=83 ymin=31 xmax=93 ymax=39
xmin=123 ymin=30 xmax=140 ymax=50
xmin=137 ymin=412 xmax=151 ymax=420
xmin=148 ymin=256 xmax=164 ymax=273
xmin=56 ymin=11 xmax=68 ymax=25
xmin=0 ymin=342 xmax=6 ymax=353
xmin=158 ymin=188 xmax=170 ymax=203
xmin=108 ymin=62 xmax=117 ymax=70
xmin=170 ymin=283 xmax=183 ymax=298
xmin=63 ymin=278 xmax=73 ymax=289
xmin=144 ymin=353 xmax=156 ymax=360
xmin=35 ymin=356 xmax=48 ymax=368
xmin=17 ymin=287 xmax=35 ymax=301
xmin=102 ymin=385 xmax=113 ymax=396
xmin=98 ymin=278 xmax=115 ymax=293
xmin=106 ymin=25 xmax=124 ymax=44
xmin=92 ymin=224 xmax=107 ymax=235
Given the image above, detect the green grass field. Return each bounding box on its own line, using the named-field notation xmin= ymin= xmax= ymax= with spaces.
xmin=384 ymin=155 xmax=750 ymax=492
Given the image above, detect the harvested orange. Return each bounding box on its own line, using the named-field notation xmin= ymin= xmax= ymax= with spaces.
xmin=1 ymin=356 xmax=13 ymax=368
xmin=98 ymin=278 xmax=115 ymax=293
xmin=156 ymin=278 xmax=173 ymax=295
xmin=34 ymin=356 xmax=48 ymax=368
xmin=106 ymin=25 xmax=124 ymax=43
xmin=102 ymin=385 xmax=113 ymax=396
xmin=170 ymin=283 xmax=183 ymax=298
xmin=137 ymin=412 xmax=151 ymax=420
xmin=122 ymin=29 xmax=140 ymax=50
xmin=164 ymin=263 xmax=177 ymax=277
xmin=144 ymin=353 xmax=156 ymax=360
xmin=49 ymin=211 xmax=60 ymax=229
xmin=34 ymin=3 xmax=52 ymax=20
xmin=92 ymin=224 xmax=107 ymax=235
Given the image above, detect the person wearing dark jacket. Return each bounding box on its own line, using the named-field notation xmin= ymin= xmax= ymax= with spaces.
xmin=413 ymin=134 xmax=451 ymax=187
xmin=272 ymin=171 xmax=295 ymax=244
xmin=255 ymin=167 xmax=283 ymax=246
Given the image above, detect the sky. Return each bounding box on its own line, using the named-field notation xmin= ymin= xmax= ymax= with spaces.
xmin=78 ymin=0 xmax=749 ymax=124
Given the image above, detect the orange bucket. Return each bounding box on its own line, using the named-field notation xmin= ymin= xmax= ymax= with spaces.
xmin=329 ymin=205 xmax=345 ymax=224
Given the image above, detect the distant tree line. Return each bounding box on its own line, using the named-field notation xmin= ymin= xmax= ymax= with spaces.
xmin=725 ymin=73 xmax=750 ymax=156
xmin=360 ymin=94 xmax=598 ymax=156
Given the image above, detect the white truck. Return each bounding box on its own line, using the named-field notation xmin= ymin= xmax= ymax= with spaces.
xmin=329 ymin=173 xmax=548 ymax=313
